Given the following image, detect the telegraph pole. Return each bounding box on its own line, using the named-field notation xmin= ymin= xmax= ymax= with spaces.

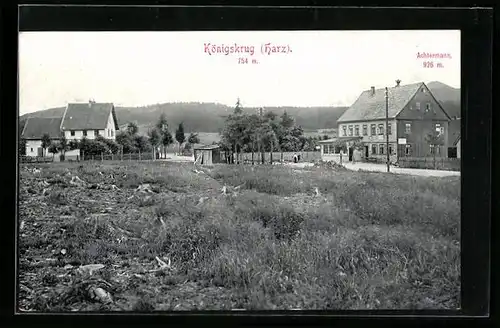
xmin=385 ymin=87 xmax=390 ymax=173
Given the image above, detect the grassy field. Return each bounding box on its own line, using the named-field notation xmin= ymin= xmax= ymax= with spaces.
xmin=18 ymin=161 xmax=460 ymax=311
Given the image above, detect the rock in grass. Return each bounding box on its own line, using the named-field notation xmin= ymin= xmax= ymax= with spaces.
xmin=77 ymin=264 xmax=105 ymax=275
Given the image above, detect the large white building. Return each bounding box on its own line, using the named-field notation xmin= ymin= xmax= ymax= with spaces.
xmin=21 ymin=101 xmax=119 ymax=160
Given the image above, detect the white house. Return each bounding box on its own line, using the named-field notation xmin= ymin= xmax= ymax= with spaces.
xmin=454 ymin=136 xmax=461 ymax=159
xmin=21 ymin=101 xmax=119 ymax=160
xmin=61 ymin=102 xmax=119 ymax=141
xmin=22 ymin=117 xmax=64 ymax=159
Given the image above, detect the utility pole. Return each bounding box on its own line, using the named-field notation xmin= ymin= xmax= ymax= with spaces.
xmin=385 ymin=87 xmax=390 ymax=173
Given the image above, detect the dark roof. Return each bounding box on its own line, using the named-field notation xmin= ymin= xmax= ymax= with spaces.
xmin=61 ymin=102 xmax=119 ymax=131
xmin=194 ymin=144 xmax=220 ymax=150
xmin=21 ymin=117 xmax=62 ymax=140
xmin=338 ymin=82 xmax=425 ymax=122
xmin=319 ymin=137 xmax=362 ymax=144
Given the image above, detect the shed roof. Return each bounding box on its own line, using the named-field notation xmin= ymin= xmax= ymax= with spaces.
xmin=194 ymin=144 xmax=220 ymax=150
xmin=338 ymin=82 xmax=426 ymax=122
xmin=21 ymin=117 xmax=62 ymax=140
xmin=61 ymin=102 xmax=119 ymax=131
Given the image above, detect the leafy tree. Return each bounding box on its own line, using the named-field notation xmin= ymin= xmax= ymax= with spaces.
xmin=58 ymin=134 xmax=69 ymax=160
xmin=48 ymin=143 xmax=59 ymax=159
xmin=175 ymin=122 xmax=186 ymax=154
xmin=234 ymin=98 xmax=243 ymax=114
xmin=162 ymin=129 xmax=174 ymax=151
xmin=96 ymin=135 xmax=119 ymax=154
xmin=280 ymin=110 xmax=295 ymax=129
xmin=134 ymin=135 xmax=151 ymax=153
xmin=148 ymin=128 xmax=161 ymax=160
xmin=41 ymin=133 xmax=52 ymax=157
xmin=187 ymin=132 xmax=200 ymax=145
xmin=115 ymin=131 xmax=137 ymax=154
xmin=126 ymin=122 xmax=139 ymax=136
xmin=221 ymin=112 xmax=248 ymax=164
xmin=156 ymin=113 xmax=168 ymax=133
xmin=155 ymin=114 xmax=170 ymax=158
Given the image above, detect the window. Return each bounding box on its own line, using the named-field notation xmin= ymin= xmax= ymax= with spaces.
xmin=354 ymin=125 xmax=360 ymax=136
xmin=94 ymin=130 xmax=99 ymax=136
xmin=83 ymin=130 xmax=87 ymax=137
xmin=405 ymin=144 xmax=412 ymax=156
xmin=371 ymin=144 xmax=377 ymax=155
xmin=342 ymin=126 xmax=347 ymax=136
xmin=362 ymin=125 xmax=368 ymax=136
xmin=70 ymin=130 xmax=75 ymax=136
xmin=421 ymin=88 xmax=426 ymax=93
xmin=405 ymin=123 xmax=412 ymax=134
xmin=30 ymin=148 xmax=33 ymax=152
xmin=430 ymin=144 xmax=435 ymax=155
xmin=111 ymin=130 xmax=114 ymax=137
xmin=416 ymin=102 xmax=421 ymax=110
xmin=378 ymin=124 xmax=384 ymax=135
xmin=435 ymin=123 xmax=444 ymax=136
xmin=370 ymin=124 xmax=376 ymax=135
xmin=426 ymin=103 xmax=431 ymax=112
xmin=388 ymin=123 xmax=392 ymax=135
xmin=379 ymin=144 xmax=385 ymax=155
xmin=388 ymin=144 xmax=393 ymax=155
xmin=348 ymin=125 xmax=353 ymax=136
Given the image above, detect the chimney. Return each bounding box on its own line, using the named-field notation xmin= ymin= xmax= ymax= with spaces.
xmin=395 ymin=79 xmax=401 ymax=87
xmin=370 ymin=86 xmax=375 ymax=96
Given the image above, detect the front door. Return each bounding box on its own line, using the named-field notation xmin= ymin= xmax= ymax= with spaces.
xmin=364 ymin=146 xmax=369 ymax=158
xmin=348 ymin=147 xmax=353 ymax=161
xmin=37 ymin=147 xmax=43 ymax=157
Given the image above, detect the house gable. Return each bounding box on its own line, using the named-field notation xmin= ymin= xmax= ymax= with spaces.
xmin=396 ymin=83 xmax=451 ymax=121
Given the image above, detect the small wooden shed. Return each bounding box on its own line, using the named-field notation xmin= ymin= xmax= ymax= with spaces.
xmin=193 ymin=144 xmax=222 ymax=165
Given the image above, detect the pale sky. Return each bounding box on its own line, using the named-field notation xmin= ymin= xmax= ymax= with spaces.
xmin=19 ymin=30 xmax=460 ymax=115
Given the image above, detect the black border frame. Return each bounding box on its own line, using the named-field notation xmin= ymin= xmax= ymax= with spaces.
xmin=1 ymin=3 xmax=493 ymax=326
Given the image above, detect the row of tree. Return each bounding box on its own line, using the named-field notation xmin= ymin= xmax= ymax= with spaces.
xmin=219 ymin=99 xmax=321 ymax=164
xmin=18 ymin=113 xmax=201 ymax=159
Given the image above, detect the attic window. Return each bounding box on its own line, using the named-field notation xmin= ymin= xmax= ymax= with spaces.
xmin=70 ymin=130 xmax=75 ymax=136
xmin=421 ymin=88 xmax=425 ymax=93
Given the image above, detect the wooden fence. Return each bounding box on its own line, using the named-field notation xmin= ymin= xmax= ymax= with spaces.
xmin=81 ymin=152 xmax=156 ymax=162
xmin=236 ymin=151 xmax=321 ymax=163
xmin=20 ymin=156 xmax=54 ymax=164
xmin=396 ymin=156 xmax=461 ymax=171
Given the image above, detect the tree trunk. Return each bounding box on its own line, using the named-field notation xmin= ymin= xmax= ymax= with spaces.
xmin=270 ymin=140 xmax=273 ymax=165
xmin=251 ymin=142 xmax=255 ymax=165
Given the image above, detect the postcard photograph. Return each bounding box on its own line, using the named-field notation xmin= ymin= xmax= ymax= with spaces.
xmin=17 ymin=30 xmax=461 ymax=312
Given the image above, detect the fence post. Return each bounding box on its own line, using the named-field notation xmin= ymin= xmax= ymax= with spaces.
xmin=101 ymin=152 xmax=104 ymax=162
xmin=139 ymin=150 xmax=141 ymax=161
xmin=112 ymin=154 xmax=114 ymax=161
xmin=92 ymin=155 xmax=94 ymax=162
xmin=129 ymin=153 xmax=131 ymax=162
